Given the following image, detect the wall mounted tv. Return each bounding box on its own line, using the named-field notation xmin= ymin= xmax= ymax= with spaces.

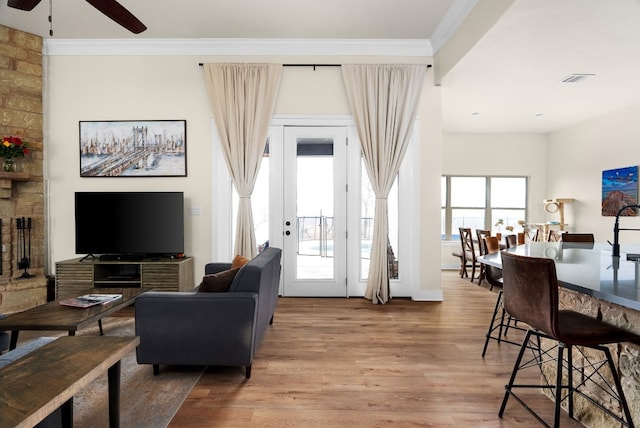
xmin=75 ymin=191 xmax=184 ymax=260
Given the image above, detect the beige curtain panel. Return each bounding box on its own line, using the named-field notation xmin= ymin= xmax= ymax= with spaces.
xmin=341 ymin=64 xmax=426 ymax=304
xmin=204 ymin=63 xmax=282 ymax=259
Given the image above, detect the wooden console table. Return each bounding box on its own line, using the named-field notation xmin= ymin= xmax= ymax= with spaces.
xmin=0 ymin=336 xmax=139 ymax=428
xmin=55 ymin=256 xmax=194 ymax=298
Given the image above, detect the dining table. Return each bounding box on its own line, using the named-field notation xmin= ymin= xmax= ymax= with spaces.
xmin=477 ymin=241 xmax=640 ymax=311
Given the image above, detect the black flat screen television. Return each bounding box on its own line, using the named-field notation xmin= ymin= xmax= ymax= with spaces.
xmin=75 ymin=191 xmax=184 ymax=259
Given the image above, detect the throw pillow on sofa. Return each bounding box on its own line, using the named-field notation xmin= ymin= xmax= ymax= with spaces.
xmin=198 ymin=267 xmax=240 ymax=292
xmin=231 ymin=254 xmax=250 ymax=269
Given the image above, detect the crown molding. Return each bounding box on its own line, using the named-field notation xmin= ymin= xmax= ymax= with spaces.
xmin=43 ymin=38 xmax=433 ymax=57
xmin=430 ymin=0 xmax=479 ymax=53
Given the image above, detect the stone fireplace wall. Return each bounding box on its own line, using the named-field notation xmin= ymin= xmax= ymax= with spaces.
xmin=0 ymin=24 xmax=46 ymax=314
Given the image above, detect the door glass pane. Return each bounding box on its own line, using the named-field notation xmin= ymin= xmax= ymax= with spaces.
xmin=253 ymin=148 xmax=270 ymax=252
xmin=361 ymin=158 xmax=399 ymax=280
xmin=296 ymin=138 xmax=334 ymax=279
xmin=361 ymin=161 xmax=374 ymax=280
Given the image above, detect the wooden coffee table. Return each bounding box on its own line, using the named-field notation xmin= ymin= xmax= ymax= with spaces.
xmin=0 ymin=335 xmax=139 ymax=428
xmin=0 ymin=288 xmax=144 ymax=350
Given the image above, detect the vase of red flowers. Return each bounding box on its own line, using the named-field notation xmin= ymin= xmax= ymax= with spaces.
xmin=1 ymin=136 xmax=29 ymax=172
xmin=3 ymin=159 xmax=16 ymax=172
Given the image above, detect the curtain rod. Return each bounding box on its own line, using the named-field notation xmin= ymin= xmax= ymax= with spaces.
xmin=198 ymin=63 xmax=432 ymax=70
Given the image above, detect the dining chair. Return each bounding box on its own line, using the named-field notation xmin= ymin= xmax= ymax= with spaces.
xmin=459 ymin=227 xmax=480 ymax=282
xmin=480 ymin=236 xmax=525 ymax=358
xmin=499 ymin=251 xmax=640 ymax=427
xmin=547 ymin=229 xmax=562 ymax=242
xmin=561 ymin=232 xmax=595 ymax=243
xmin=482 ymin=236 xmax=501 ymax=292
xmin=476 ymin=229 xmax=491 ymax=250
xmin=453 ymin=227 xmax=474 ymax=279
xmin=453 ymin=227 xmax=470 ymax=279
xmin=504 ymin=234 xmax=518 ymax=249
xmin=525 ymin=228 xmax=539 ymax=242
xmin=517 ymin=232 xmax=525 ymax=245
xmin=561 ymin=232 xmax=595 ymax=249
xmin=451 ymin=249 xmax=466 ymax=278
xmin=476 ymin=229 xmax=491 ymax=285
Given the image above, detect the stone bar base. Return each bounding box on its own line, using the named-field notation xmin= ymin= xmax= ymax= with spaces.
xmin=545 ymin=288 xmax=640 ymax=427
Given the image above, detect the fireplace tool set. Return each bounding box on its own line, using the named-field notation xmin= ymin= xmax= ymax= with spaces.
xmin=16 ymin=217 xmax=34 ymax=279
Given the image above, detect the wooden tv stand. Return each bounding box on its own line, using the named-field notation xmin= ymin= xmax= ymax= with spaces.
xmin=55 ymin=256 xmax=194 ymax=299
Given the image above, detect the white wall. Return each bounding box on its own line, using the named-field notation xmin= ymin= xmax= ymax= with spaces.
xmin=47 ymin=46 xmax=639 ymax=289
xmin=440 ymin=132 xmax=548 ymax=268
xmin=440 ymin=102 xmax=640 ymax=260
xmin=547 ymin=104 xmax=640 ymax=242
xmin=45 ymin=51 xmax=441 ymax=294
xmin=418 ymin=73 xmax=444 ymax=297
xmin=46 ymin=56 xmax=213 ymax=281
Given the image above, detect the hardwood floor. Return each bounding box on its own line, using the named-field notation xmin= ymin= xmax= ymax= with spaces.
xmin=170 ymin=271 xmax=584 ymax=427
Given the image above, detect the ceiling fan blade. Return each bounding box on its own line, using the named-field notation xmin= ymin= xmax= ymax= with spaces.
xmin=85 ymin=0 xmax=147 ymax=34
xmin=7 ymin=0 xmax=42 ymax=11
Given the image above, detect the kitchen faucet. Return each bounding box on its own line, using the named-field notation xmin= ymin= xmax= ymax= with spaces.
xmin=612 ymin=204 xmax=640 ymax=257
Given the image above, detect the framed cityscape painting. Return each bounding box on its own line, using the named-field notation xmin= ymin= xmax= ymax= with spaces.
xmin=602 ymin=165 xmax=638 ymax=216
xmin=79 ymin=120 xmax=187 ymax=177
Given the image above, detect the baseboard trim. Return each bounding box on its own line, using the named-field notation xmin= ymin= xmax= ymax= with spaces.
xmin=411 ymin=289 xmax=444 ymax=301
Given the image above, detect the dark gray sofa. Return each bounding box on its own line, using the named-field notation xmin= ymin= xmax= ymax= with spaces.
xmin=134 ymin=247 xmax=282 ymax=378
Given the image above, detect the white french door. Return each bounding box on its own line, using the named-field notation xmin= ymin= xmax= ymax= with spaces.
xmin=281 ymin=126 xmax=348 ymax=296
xmin=212 ymin=118 xmax=420 ymax=299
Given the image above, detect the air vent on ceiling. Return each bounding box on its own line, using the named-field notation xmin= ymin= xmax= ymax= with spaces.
xmin=562 ymin=73 xmax=595 ymax=83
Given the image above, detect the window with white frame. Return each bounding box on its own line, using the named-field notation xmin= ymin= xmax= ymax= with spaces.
xmin=441 ymin=176 xmax=528 ymax=240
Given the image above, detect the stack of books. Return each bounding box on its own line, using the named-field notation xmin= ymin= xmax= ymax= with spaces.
xmin=59 ymin=294 xmax=122 ymax=308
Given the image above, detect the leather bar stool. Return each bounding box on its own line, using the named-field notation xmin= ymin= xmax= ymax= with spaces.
xmin=480 ymin=236 xmax=525 ymax=358
xmin=499 ymin=251 xmax=640 ymax=427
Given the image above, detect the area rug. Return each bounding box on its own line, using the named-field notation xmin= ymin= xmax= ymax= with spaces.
xmin=17 ymin=316 xmax=205 ymax=428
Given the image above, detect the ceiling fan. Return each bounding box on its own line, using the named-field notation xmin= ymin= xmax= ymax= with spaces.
xmin=7 ymin=0 xmax=147 ymax=34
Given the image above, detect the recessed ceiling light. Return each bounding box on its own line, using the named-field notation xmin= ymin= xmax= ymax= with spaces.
xmin=562 ymin=73 xmax=595 ymax=83
xmin=535 ymin=113 xmax=544 ymax=117
xmin=471 ymin=112 xmax=480 ymax=116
